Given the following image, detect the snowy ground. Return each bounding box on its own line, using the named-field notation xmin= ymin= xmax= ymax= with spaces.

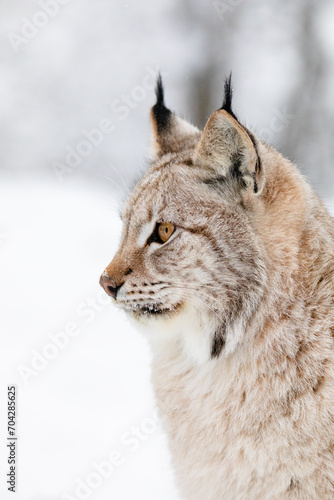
xmin=0 ymin=176 xmax=180 ymax=500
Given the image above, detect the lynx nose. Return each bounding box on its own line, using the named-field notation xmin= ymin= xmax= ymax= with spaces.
xmin=99 ymin=274 xmax=123 ymax=299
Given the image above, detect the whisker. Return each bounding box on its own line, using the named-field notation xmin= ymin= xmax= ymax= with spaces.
xmin=120 ymin=280 xmax=227 ymax=326
xmin=104 ymin=160 xmax=131 ymax=193
xmin=171 ymin=286 xmax=227 ymax=326
xmin=97 ymin=173 xmax=127 ymax=194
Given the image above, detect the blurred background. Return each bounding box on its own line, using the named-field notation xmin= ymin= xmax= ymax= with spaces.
xmin=0 ymin=0 xmax=333 ymax=499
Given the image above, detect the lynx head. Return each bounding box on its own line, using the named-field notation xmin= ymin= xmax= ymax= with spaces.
xmin=100 ymin=75 xmax=268 ymax=362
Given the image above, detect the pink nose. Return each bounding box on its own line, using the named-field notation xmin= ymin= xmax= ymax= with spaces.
xmin=99 ymin=274 xmax=122 ymax=299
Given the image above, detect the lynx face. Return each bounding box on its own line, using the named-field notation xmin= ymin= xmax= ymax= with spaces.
xmin=100 ymin=77 xmax=267 ymax=359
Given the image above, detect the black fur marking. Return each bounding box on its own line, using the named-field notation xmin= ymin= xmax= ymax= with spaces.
xmin=211 ymin=324 xmax=226 ymax=358
xmin=203 ymin=175 xmax=226 ymax=186
xmin=230 ymin=154 xmax=247 ymax=189
xmin=152 ymin=73 xmax=172 ymax=133
xmin=247 ymin=130 xmax=262 ymax=176
xmin=231 ymin=154 xmax=242 ymax=178
xmin=288 ymin=477 xmax=300 ymax=490
xmin=220 ymin=73 xmax=238 ymax=121
xmin=203 ymin=176 xmax=229 ymax=196
xmin=247 ymin=131 xmax=262 ymax=193
xmin=253 ymin=176 xmax=258 ymax=194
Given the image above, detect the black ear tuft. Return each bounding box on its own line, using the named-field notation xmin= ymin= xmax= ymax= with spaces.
xmin=152 ymin=73 xmax=172 ymax=133
xmin=155 ymin=73 xmax=165 ymax=107
xmin=221 ymin=73 xmax=238 ymax=121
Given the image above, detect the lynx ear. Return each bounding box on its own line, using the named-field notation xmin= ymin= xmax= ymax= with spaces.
xmin=193 ymin=77 xmax=261 ymax=193
xmin=150 ymin=75 xmax=201 ymax=158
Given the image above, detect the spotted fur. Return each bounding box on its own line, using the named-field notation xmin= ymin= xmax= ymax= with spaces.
xmin=100 ymin=78 xmax=334 ymax=499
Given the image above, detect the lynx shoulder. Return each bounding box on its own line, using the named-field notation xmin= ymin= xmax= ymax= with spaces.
xmin=100 ymin=76 xmax=334 ymax=499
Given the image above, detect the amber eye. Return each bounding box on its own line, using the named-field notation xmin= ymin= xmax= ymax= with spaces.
xmin=147 ymin=222 xmax=175 ymax=245
xmin=158 ymin=222 xmax=175 ymax=243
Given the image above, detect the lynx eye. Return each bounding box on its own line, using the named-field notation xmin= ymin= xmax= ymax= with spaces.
xmin=147 ymin=222 xmax=175 ymax=245
xmin=158 ymin=222 xmax=175 ymax=243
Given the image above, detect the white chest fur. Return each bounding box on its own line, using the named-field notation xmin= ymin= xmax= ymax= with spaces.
xmin=150 ymin=343 xmax=312 ymax=500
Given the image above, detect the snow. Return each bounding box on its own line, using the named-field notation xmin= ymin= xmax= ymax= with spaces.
xmin=0 ymin=176 xmax=180 ymax=500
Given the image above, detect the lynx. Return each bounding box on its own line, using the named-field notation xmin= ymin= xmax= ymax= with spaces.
xmin=99 ymin=75 xmax=334 ymax=499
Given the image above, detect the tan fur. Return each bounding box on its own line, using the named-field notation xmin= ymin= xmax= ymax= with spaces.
xmin=100 ymin=91 xmax=334 ymax=499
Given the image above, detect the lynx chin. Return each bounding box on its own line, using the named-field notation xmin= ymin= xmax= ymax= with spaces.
xmin=99 ymin=75 xmax=334 ymax=499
